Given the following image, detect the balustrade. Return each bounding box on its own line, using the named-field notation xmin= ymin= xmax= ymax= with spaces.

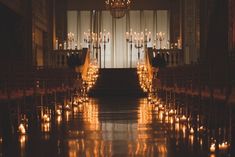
xmin=151 ymin=48 xmax=183 ymax=67
xmin=49 ymin=49 xmax=84 ymax=68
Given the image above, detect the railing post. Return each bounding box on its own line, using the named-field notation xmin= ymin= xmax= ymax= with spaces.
xmin=169 ymin=52 xmax=172 ymax=67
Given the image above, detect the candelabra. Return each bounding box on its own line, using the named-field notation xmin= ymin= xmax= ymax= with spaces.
xmin=84 ymin=29 xmax=93 ymax=49
xmin=156 ymin=32 xmax=165 ymax=49
xmin=142 ymin=29 xmax=151 ymax=61
xmin=134 ymin=33 xmax=144 ymax=60
xmin=67 ymin=32 xmax=75 ymax=49
xmin=125 ymin=29 xmax=134 ymax=67
xmin=99 ymin=29 xmax=110 ymax=68
xmin=92 ymin=32 xmax=101 ymax=66
xmin=142 ymin=29 xmax=151 ymax=48
xmin=84 ymin=29 xmax=110 ymax=68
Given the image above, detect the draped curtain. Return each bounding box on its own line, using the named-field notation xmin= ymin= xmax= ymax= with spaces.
xmin=67 ymin=10 xmax=169 ymax=68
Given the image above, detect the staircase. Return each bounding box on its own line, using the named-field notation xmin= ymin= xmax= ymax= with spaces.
xmin=88 ymin=68 xmax=147 ymax=97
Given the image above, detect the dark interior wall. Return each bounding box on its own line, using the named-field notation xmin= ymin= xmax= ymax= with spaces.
xmin=200 ymin=0 xmax=230 ymax=64
xmin=233 ymin=0 xmax=235 ymax=51
xmin=0 ymin=0 xmax=56 ymax=68
xmin=206 ymin=0 xmax=229 ymax=88
xmin=0 ymin=4 xmax=23 ymax=62
xmin=169 ymin=0 xmax=181 ymax=44
xmin=0 ymin=0 xmax=22 ymax=14
xmin=55 ymin=0 xmax=67 ymax=43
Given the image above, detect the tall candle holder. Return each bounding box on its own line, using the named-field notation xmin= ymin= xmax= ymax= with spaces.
xmin=142 ymin=29 xmax=151 ymax=48
xmin=134 ymin=33 xmax=144 ymax=60
xmin=126 ymin=29 xmax=134 ymax=67
xmin=99 ymin=29 xmax=110 ymax=68
xmin=142 ymin=29 xmax=151 ymax=61
xmin=67 ymin=32 xmax=75 ymax=49
xmin=156 ymin=32 xmax=165 ymax=49
xmin=84 ymin=29 xmax=93 ymax=49
xmin=92 ymin=32 xmax=101 ymax=66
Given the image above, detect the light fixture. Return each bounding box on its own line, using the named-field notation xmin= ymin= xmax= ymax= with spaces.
xmin=155 ymin=32 xmax=165 ymax=49
xmin=105 ymin=0 xmax=131 ymax=18
xmin=67 ymin=32 xmax=75 ymax=49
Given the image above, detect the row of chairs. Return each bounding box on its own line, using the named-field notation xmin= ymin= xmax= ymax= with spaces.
xmin=157 ymin=63 xmax=231 ymax=100
xmin=0 ymin=65 xmax=77 ymax=100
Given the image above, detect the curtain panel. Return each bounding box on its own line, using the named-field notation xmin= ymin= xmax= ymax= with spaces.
xmin=67 ymin=10 xmax=169 ymax=68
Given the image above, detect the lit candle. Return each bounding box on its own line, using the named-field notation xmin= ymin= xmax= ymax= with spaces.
xmin=59 ymin=43 xmax=62 ymax=50
xmin=126 ymin=32 xmax=129 ymax=39
xmin=180 ymin=115 xmax=187 ymax=122
xmin=190 ymin=128 xmax=194 ymax=134
xmin=64 ymin=41 xmax=67 ymax=50
xmin=210 ymin=143 xmax=216 ymax=153
xmin=42 ymin=114 xmax=50 ymax=122
xmin=218 ymin=142 xmax=229 ymax=150
xmin=107 ymin=32 xmax=110 ymax=41
xmin=55 ymin=39 xmax=58 ymax=50
xmin=18 ymin=123 xmax=26 ymax=134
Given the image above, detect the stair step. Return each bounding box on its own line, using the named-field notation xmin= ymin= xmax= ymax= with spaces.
xmin=88 ymin=68 xmax=146 ymax=97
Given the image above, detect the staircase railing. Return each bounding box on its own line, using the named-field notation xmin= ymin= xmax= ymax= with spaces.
xmin=49 ymin=49 xmax=83 ymax=68
xmin=75 ymin=48 xmax=90 ymax=80
xmin=145 ymin=48 xmax=154 ymax=81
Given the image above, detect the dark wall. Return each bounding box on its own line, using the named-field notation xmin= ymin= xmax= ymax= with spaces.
xmin=170 ymin=0 xmax=181 ymax=44
xmin=0 ymin=4 xmax=23 ymax=62
xmin=206 ymin=0 xmax=229 ymax=88
xmin=55 ymin=0 xmax=67 ymax=43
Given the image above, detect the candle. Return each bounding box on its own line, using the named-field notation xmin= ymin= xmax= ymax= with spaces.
xmin=55 ymin=39 xmax=58 ymax=50
xmin=218 ymin=142 xmax=229 ymax=150
xmin=59 ymin=43 xmax=62 ymax=50
xmin=107 ymin=32 xmax=110 ymax=41
xmin=64 ymin=41 xmax=67 ymax=50
xmin=190 ymin=128 xmax=194 ymax=134
xmin=126 ymin=32 xmax=129 ymax=38
xmin=210 ymin=143 xmax=216 ymax=153
xmin=18 ymin=123 xmax=26 ymax=134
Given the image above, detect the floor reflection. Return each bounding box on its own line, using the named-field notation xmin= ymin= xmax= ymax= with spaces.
xmin=66 ymin=97 xmax=169 ymax=157
xmin=0 ymin=95 xmax=232 ymax=157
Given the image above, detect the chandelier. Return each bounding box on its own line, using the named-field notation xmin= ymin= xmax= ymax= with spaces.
xmin=105 ymin=0 xmax=131 ymax=18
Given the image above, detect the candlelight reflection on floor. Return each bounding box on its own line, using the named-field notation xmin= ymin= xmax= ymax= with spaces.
xmin=0 ymin=95 xmax=232 ymax=157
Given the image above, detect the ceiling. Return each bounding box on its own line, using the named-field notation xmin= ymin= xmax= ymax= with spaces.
xmin=67 ymin=0 xmax=178 ymax=10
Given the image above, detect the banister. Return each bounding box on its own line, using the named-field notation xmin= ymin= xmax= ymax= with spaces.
xmin=145 ymin=48 xmax=154 ymax=81
xmin=75 ymin=48 xmax=90 ymax=80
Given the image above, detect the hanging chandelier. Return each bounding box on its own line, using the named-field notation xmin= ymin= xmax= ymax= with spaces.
xmin=105 ymin=0 xmax=131 ymax=18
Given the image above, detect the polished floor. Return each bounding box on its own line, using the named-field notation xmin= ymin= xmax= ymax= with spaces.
xmin=0 ymin=96 xmax=232 ymax=157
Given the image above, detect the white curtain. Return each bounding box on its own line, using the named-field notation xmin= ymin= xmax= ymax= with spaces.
xmin=142 ymin=10 xmax=154 ymax=48
xmin=129 ymin=11 xmax=141 ymax=67
xmin=114 ymin=16 xmax=127 ymax=68
xmin=67 ymin=10 xmax=169 ymax=68
xmin=67 ymin=11 xmax=91 ymax=49
xmin=79 ymin=11 xmax=91 ymax=48
xmin=101 ymin=11 xmax=112 ymax=68
xmin=67 ymin=11 xmax=78 ymax=49
xmin=156 ymin=10 xmax=170 ymax=49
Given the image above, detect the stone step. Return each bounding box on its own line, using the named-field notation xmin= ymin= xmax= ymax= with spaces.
xmin=88 ymin=68 xmax=146 ymax=97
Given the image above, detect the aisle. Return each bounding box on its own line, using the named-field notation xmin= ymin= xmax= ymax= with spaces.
xmin=0 ymin=96 xmax=231 ymax=157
